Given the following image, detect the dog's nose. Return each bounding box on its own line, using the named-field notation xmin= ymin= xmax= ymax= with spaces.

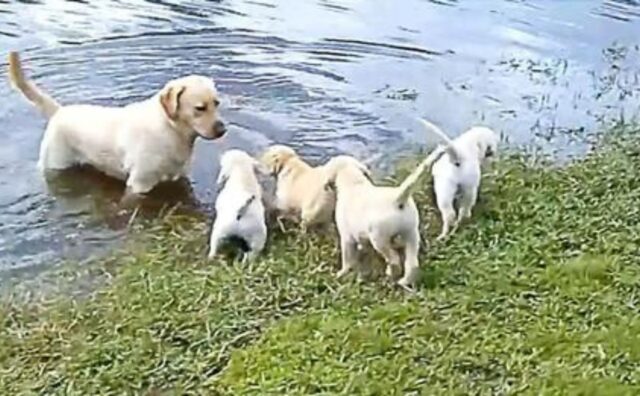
xmin=214 ymin=120 xmax=227 ymax=136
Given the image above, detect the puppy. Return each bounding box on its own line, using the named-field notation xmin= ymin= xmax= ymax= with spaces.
xmin=324 ymin=149 xmax=445 ymax=290
xmin=7 ymin=51 xmax=226 ymax=195
xmin=208 ymin=150 xmax=267 ymax=262
xmin=260 ymin=145 xmax=335 ymax=229
xmin=420 ymin=119 xmax=499 ymax=239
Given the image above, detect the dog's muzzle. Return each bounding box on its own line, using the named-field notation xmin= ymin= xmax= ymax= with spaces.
xmin=197 ymin=120 xmax=227 ymax=140
xmin=213 ymin=120 xmax=227 ymax=137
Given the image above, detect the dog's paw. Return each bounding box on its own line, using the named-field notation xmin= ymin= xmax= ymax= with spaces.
xmin=397 ymin=279 xmax=416 ymax=293
xmin=336 ymin=268 xmax=351 ymax=279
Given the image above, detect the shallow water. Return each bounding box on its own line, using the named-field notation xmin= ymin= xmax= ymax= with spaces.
xmin=0 ymin=0 xmax=639 ymax=278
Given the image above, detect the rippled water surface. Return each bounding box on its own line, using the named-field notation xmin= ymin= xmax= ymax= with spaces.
xmin=0 ymin=0 xmax=639 ymax=278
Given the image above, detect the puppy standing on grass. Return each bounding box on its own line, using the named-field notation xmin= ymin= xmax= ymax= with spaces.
xmin=324 ymin=149 xmax=445 ymax=290
xmin=420 ymin=120 xmax=499 ymax=240
xmin=260 ymin=145 xmax=335 ymax=229
xmin=7 ymin=51 xmax=226 ymax=195
xmin=208 ymin=150 xmax=267 ymax=262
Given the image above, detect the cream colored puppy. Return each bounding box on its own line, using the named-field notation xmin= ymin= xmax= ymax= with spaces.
xmin=7 ymin=51 xmax=226 ymax=195
xmin=324 ymin=149 xmax=445 ymax=290
xmin=420 ymin=120 xmax=499 ymax=240
xmin=208 ymin=149 xmax=266 ymax=262
xmin=260 ymin=145 xmax=335 ymax=228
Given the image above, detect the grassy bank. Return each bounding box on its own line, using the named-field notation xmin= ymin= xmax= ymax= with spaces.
xmin=2 ymin=128 xmax=640 ymax=395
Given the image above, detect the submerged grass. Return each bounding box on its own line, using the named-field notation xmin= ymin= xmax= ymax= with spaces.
xmin=2 ymin=126 xmax=640 ymax=395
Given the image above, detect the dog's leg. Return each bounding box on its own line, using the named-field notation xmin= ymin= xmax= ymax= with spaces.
xmin=370 ymin=232 xmax=401 ymax=279
xmin=126 ymin=171 xmax=156 ymax=195
xmin=434 ymin=178 xmax=457 ymax=241
xmin=398 ymin=231 xmax=420 ymax=291
xmin=457 ymin=185 xmax=478 ymax=222
xmin=242 ymin=229 xmax=267 ymax=264
xmin=336 ymin=237 xmax=358 ymax=279
xmin=208 ymin=226 xmax=224 ymax=260
xmin=38 ymin=127 xmax=76 ymax=172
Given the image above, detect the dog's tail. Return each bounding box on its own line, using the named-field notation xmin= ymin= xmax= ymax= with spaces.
xmin=393 ymin=118 xmax=459 ymax=207
xmin=419 ymin=119 xmax=460 ymax=165
xmin=8 ymin=51 xmax=60 ymax=119
xmin=394 ymin=147 xmax=445 ymax=207
xmin=236 ymin=195 xmax=257 ymax=221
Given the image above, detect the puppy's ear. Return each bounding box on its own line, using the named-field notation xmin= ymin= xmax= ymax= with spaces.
xmin=216 ymin=169 xmax=229 ymax=193
xmin=252 ymin=158 xmax=270 ymax=176
xmin=324 ymin=178 xmax=336 ymax=192
xmin=160 ymin=85 xmax=187 ymax=120
xmin=359 ymin=165 xmax=373 ymax=183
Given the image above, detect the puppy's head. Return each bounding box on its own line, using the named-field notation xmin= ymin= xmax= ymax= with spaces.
xmin=260 ymin=145 xmax=298 ymax=176
xmin=323 ymin=155 xmax=371 ymax=191
xmin=160 ymin=75 xmax=226 ymax=140
xmin=470 ymin=127 xmax=499 ymax=161
xmin=217 ymin=149 xmax=263 ymax=185
xmin=220 ymin=149 xmax=259 ymax=172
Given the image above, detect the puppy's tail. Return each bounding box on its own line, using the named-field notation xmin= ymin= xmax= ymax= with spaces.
xmin=394 ymin=147 xmax=445 ymax=207
xmin=8 ymin=51 xmax=60 ymax=119
xmin=419 ymin=119 xmax=460 ymax=165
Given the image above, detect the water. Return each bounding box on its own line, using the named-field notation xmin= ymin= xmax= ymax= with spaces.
xmin=0 ymin=0 xmax=639 ymax=279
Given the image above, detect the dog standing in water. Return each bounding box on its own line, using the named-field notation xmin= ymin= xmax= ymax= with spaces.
xmin=7 ymin=51 xmax=226 ymax=195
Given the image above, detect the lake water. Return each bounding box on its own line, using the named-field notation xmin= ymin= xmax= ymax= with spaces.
xmin=0 ymin=0 xmax=639 ymax=279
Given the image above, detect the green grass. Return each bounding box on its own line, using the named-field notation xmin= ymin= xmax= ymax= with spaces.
xmin=2 ymin=127 xmax=640 ymax=395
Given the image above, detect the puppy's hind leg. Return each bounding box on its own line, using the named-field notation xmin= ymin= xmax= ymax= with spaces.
xmin=457 ymin=184 xmax=478 ymax=223
xmin=242 ymin=228 xmax=267 ymax=264
xmin=434 ymin=180 xmax=456 ymax=240
xmin=370 ymin=232 xmax=401 ymax=279
xmin=337 ymin=237 xmax=359 ymax=279
xmin=398 ymin=231 xmax=420 ymax=291
xmin=208 ymin=225 xmax=225 ymax=260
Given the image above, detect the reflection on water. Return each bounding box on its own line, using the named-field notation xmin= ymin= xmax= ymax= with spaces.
xmin=0 ymin=0 xmax=639 ymax=278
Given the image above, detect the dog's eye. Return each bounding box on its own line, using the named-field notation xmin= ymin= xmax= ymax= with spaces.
xmin=195 ymin=104 xmax=208 ymax=112
xmin=213 ymin=99 xmax=220 ymax=108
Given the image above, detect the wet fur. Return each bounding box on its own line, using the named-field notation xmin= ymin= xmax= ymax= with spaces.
xmin=7 ymin=51 xmax=226 ymax=195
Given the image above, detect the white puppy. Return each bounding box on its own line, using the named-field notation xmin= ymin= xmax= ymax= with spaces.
xmin=8 ymin=51 xmax=226 ymax=195
xmin=420 ymin=119 xmax=499 ymax=240
xmin=208 ymin=150 xmax=267 ymax=262
xmin=324 ymin=148 xmax=445 ymax=290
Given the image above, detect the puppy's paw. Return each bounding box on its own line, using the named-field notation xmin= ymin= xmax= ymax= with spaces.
xmin=397 ymin=278 xmax=416 ymax=293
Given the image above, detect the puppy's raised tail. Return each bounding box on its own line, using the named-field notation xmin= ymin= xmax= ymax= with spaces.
xmin=419 ymin=119 xmax=460 ymax=166
xmin=394 ymin=147 xmax=444 ymax=207
xmin=8 ymin=51 xmax=60 ymax=119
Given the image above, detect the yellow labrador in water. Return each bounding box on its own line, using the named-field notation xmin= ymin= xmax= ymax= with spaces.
xmin=7 ymin=51 xmax=226 ymax=194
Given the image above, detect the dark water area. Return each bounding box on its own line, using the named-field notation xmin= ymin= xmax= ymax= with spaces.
xmin=0 ymin=0 xmax=639 ymax=279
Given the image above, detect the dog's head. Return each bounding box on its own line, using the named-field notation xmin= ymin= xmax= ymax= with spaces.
xmin=217 ymin=149 xmax=263 ymax=187
xmin=323 ymin=155 xmax=372 ymax=192
xmin=160 ymin=75 xmax=226 ymax=140
xmin=470 ymin=127 xmax=499 ymax=161
xmin=260 ymin=145 xmax=299 ymax=176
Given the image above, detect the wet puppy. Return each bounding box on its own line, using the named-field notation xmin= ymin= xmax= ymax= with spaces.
xmin=324 ymin=149 xmax=444 ymax=290
xmin=420 ymin=119 xmax=499 ymax=239
xmin=8 ymin=51 xmax=226 ymax=195
xmin=260 ymin=145 xmax=335 ymax=229
xmin=208 ymin=150 xmax=267 ymax=262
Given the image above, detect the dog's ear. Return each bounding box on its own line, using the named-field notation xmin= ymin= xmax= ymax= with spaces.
xmin=324 ymin=178 xmax=336 ymax=192
xmin=160 ymin=85 xmax=187 ymax=120
xmin=359 ymin=164 xmax=373 ymax=183
xmin=215 ymin=169 xmax=229 ymax=193
xmin=252 ymin=159 xmax=271 ymax=176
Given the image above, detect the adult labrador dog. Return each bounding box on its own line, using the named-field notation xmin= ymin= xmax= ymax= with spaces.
xmin=7 ymin=51 xmax=226 ymax=195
